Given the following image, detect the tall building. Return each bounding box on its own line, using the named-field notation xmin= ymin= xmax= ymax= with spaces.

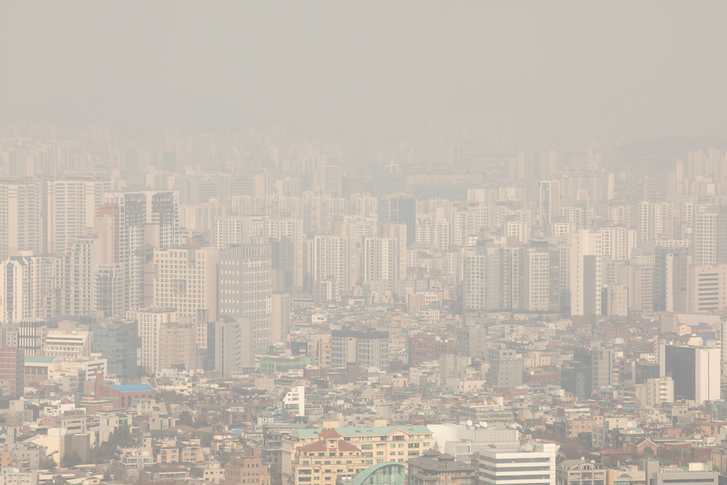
xmin=55 ymin=236 xmax=103 ymax=317
xmin=561 ymin=348 xmax=613 ymax=399
xmin=331 ymin=329 xmax=389 ymax=371
xmin=539 ymin=180 xmax=560 ymax=227
xmin=153 ymin=246 xmax=219 ymax=349
xmin=379 ymin=194 xmax=416 ymax=247
xmin=0 ymin=346 xmax=24 ymax=398
xmin=478 ymin=442 xmax=558 ymax=485
xmin=92 ymin=318 xmax=139 ymax=379
xmin=0 ymin=255 xmax=54 ymax=324
xmin=158 ymin=321 xmax=197 ymax=372
xmin=0 ymin=178 xmax=43 ymax=260
xmin=207 ymin=315 xmax=254 ymax=377
xmin=321 ymin=160 xmax=342 ymax=198
xmin=218 ymin=245 xmax=272 ymax=353
xmin=305 ymin=234 xmax=356 ymax=299
xmin=364 ymin=228 xmax=405 ymax=294
xmin=635 ymin=376 xmax=674 ymax=408
xmin=568 ymin=230 xmax=602 ymax=316
xmin=127 ymin=307 xmax=176 ymax=374
xmin=271 ymin=293 xmax=291 ymax=343
xmin=693 ymin=207 xmax=727 ymax=266
xmin=661 ymin=343 xmax=720 ymax=405
xmin=653 ymin=247 xmax=688 ymax=312
xmin=45 ymin=178 xmax=105 ymax=254
xmin=687 ymin=264 xmax=727 ymax=313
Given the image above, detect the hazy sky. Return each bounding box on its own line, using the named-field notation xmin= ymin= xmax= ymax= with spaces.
xmin=2 ymin=1 xmax=727 ymax=139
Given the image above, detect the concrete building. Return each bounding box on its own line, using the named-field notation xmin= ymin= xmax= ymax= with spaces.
xmin=218 ymin=244 xmax=272 ymax=353
xmin=0 ymin=178 xmax=43 ymax=261
xmin=379 ymin=194 xmax=416 ymax=247
xmin=561 ymin=348 xmax=613 ymax=400
xmin=331 ymin=329 xmax=389 ymax=371
xmin=407 ymin=450 xmax=477 ymax=485
xmin=687 ymin=264 xmax=727 ymax=313
xmin=478 ymin=441 xmax=558 ymax=485
xmin=0 ymin=255 xmax=53 ymax=324
xmin=635 ymin=376 xmax=674 ymax=408
xmin=486 ymin=348 xmax=523 ymax=389
xmin=221 ymin=448 xmax=270 ymax=485
xmin=285 ymin=429 xmax=370 ymax=485
xmin=127 ymin=307 xmax=176 ymax=374
xmin=556 ymin=460 xmax=607 ymax=485
xmin=661 ymin=343 xmax=720 ymax=405
xmin=92 ymin=318 xmax=138 ymax=379
xmin=0 ymin=346 xmax=24 ymax=397
xmin=42 ymin=321 xmax=92 ymax=361
xmin=153 ymin=246 xmax=219 ymax=349
xmin=641 ymin=460 xmax=717 ymax=485
xmin=158 ymin=321 xmax=197 ymax=372
xmin=270 ymin=293 xmax=291 ymax=343
xmin=208 ymin=316 xmax=254 ymax=377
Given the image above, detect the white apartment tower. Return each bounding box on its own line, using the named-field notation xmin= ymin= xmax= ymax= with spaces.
xmin=218 ymin=244 xmax=272 ymax=353
xmin=153 ymin=246 xmax=219 ymax=349
xmin=0 ymin=178 xmax=43 ymax=260
xmin=0 ymin=255 xmax=54 ymax=323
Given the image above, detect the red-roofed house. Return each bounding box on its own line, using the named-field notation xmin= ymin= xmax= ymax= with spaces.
xmin=290 ymin=430 xmax=373 ymax=485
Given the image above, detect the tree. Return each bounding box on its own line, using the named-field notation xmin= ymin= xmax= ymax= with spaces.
xmin=178 ymin=411 xmax=194 ymax=427
xmin=61 ymin=451 xmax=83 ymax=468
xmin=41 ymin=457 xmax=57 ymax=471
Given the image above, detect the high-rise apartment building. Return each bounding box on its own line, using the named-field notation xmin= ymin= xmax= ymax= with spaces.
xmin=539 ymin=180 xmax=560 ymax=227
xmin=153 ymin=246 xmax=219 ymax=349
xmin=0 ymin=255 xmax=54 ymax=324
xmin=379 ymin=194 xmax=416 ymax=247
xmin=45 ymin=178 xmax=105 ymax=254
xmin=0 ymin=178 xmax=43 ymax=260
xmin=218 ymin=245 xmax=272 ymax=353
xmin=693 ymin=207 xmax=727 ymax=266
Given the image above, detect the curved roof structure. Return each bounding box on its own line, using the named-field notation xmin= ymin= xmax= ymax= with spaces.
xmin=352 ymin=462 xmax=406 ymax=485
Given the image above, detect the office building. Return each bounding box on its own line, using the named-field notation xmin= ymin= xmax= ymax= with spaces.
xmin=379 ymin=194 xmax=416 ymax=247
xmin=478 ymin=441 xmax=558 ymax=485
xmin=331 ymin=329 xmax=389 ymax=371
xmin=42 ymin=321 xmax=92 ymax=361
xmin=687 ymin=264 xmax=727 ymax=313
xmin=218 ymin=244 xmax=272 ymax=353
xmin=92 ymin=318 xmax=138 ymax=379
xmin=561 ymin=348 xmax=613 ymax=400
xmin=661 ymin=344 xmax=720 ymax=404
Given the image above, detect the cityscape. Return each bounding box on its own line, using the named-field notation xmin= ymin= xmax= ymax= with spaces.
xmin=2 ymin=2 xmax=727 ymax=485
